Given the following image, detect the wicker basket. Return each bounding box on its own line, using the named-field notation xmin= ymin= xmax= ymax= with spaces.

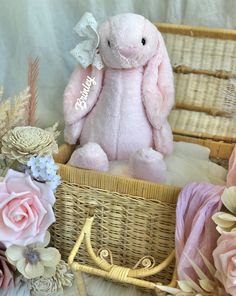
xmin=51 ymin=23 xmax=236 ymax=292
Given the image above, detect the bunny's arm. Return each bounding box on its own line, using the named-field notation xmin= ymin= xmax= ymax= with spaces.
xmin=142 ymin=51 xmax=175 ymax=130
xmin=64 ymin=65 xmax=104 ymax=144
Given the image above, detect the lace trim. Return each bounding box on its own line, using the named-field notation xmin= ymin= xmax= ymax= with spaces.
xmin=71 ymin=12 xmax=104 ymax=70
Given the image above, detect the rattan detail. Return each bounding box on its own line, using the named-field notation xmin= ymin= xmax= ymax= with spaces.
xmin=174 ymin=73 xmax=236 ymax=116
xmin=156 ymin=22 xmax=236 ymax=40
xmin=157 ymin=24 xmax=236 ymax=143
xmin=68 ymin=210 xmax=176 ymax=295
xmin=174 ymin=65 xmax=236 ymax=79
xmin=51 ymin=179 xmax=178 ymax=286
xmin=163 ymin=33 xmax=236 ymax=72
xmin=169 ymin=109 xmax=236 ymax=142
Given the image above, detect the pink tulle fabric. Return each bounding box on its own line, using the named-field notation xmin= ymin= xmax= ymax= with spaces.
xmin=175 ymin=182 xmax=224 ymax=281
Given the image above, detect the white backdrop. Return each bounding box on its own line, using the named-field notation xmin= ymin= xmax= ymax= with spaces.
xmin=0 ymin=0 xmax=236 ymax=133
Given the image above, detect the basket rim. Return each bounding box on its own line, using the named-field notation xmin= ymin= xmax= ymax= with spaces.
xmin=156 ymin=22 xmax=236 ymax=40
xmin=58 ymin=163 xmax=181 ymax=204
xmin=54 ymin=136 xmax=233 ymax=205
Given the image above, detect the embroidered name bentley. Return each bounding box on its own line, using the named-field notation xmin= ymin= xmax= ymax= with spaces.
xmin=75 ymin=76 xmax=96 ymax=110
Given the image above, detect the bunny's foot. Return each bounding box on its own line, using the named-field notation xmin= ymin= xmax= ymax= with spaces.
xmin=128 ymin=148 xmax=167 ymax=183
xmin=68 ymin=142 xmax=109 ymax=171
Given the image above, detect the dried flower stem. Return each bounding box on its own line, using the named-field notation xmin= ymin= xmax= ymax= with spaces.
xmin=28 ymin=57 xmax=39 ymax=126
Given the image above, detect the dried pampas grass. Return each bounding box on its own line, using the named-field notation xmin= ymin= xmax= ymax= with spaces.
xmin=156 ymin=251 xmax=225 ymax=295
xmin=0 ymin=57 xmax=39 ymax=149
xmin=0 ymin=87 xmax=31 ymax=147
xmin=28 ymin=57 xmax=39 ymax=126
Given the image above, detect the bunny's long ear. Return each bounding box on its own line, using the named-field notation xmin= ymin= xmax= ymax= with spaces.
xmin=142 ymin=30 xmax=174 ymax=129
xmin=63 ymin=65 xmax=103 ymax=144
xmin=64 ymin=65 xmax=103 ymax=126
xmin=227 ymin=146 xmax=236 ymax=186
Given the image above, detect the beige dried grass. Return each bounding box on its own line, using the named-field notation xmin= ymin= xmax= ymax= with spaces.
xmin=27 ymin=57 xmax=39 ymax=125
xmin=0 ymin=87 xmax=31 ymax=146
xmin=0 ymin=57 xmax=39 ymax=148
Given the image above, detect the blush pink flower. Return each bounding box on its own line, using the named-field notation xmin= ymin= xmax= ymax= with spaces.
xmin=0 ymin=169 xmax=56 ymax=247
xmin=0 ymin=243 xmax=16 ymax=289
xmin=213 ymin=230 xmax=236 ymax=295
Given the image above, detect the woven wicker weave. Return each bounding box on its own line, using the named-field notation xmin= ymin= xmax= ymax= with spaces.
xmin=51 ymin=23 xmax=236 ymax=293
xmin=53 ymin=168 xmax=179 ymax=285
xmin=174 ymin=73 xmax=235 ymax=115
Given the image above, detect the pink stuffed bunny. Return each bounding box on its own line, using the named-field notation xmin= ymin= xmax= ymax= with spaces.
xmin=64 ymin=13 xmax=174 ymax=183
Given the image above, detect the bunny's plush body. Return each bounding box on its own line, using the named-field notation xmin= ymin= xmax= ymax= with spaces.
xmin=64 ymin=13 xmax=174 ymax=183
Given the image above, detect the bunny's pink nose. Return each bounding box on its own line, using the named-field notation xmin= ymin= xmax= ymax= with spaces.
xmin=118 ymin=46 xmax=137 ymax=58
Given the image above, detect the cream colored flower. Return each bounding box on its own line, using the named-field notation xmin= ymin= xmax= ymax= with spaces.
xmin=29 ymin=277 xmax=63 ymax=296
xmin=212 ymin=187 xmax=236 ymax=233
xmin=28 ymin=260 xmax=74 ymax=296
xmin=6 ymin=232 xmax=61 ymax=279
xmin=52 ymin=260 xmax=74 ymax=288
xmin=1 ymin=126 xmax=59 ymax=164
xmin=221 ymin=187 xmax=236 ymax=214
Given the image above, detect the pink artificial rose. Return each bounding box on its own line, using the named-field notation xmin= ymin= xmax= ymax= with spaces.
xmin=213 ymin=231 xmax=236 ymax=295
xmin=0 ymin=169 xmax=55 ymax=247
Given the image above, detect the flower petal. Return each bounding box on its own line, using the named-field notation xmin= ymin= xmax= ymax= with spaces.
xmin=4 ymin=169 xmax=25 ymax=181
xmin=44 ymin=266 xmax=57 ymax=278
xmin=216 ymin=225 xmax=234 ymax=234
xmin=30 ymin=231 xmax=51 ymax=248
xmin=177 ymin=280 xmax=193 ymax=293
xmin=16 ymin=258 xmax=27 ymax=278
xmin=25 ymin=262 xmax=44 ymax=279
xmin=35 ymin=182 xmax=55 ymax=205
xmin=221 ymin=187 xmax=236 ymax=214
xmin=34 ymin=205 xmax=55 ymax=241
xmin=5 ymin=173 xmax=40 ymax=196
xmin=6 ymin=245 xmax=23 ymax=263
xmin=38 ymin=247 xmax=61 ymax=267
xmin=42 ymin=231 xmax=51 ymax=248
xmin=199 ymin=279 xmax=214 ymax=292
xmin=0 ymin=181 xmax=7 ymax=194
xmin=217 ymin=212 xmax=236 ymax=222
xmin=212 ymin=212 xmax=236 ymax=228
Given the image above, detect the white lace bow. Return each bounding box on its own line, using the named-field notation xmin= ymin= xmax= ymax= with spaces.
xmin=71 ymin=12 xmax=104 ymax=70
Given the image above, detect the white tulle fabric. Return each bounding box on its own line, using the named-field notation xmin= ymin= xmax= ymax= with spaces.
xmin=70 ymin=12 xmax=104 ymax=70
xmin=109 ymin=142 xmax=227 ymax=187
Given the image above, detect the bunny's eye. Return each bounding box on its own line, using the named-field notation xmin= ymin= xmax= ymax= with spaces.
xmin=107 ymin=40 xmax=111 ymax=47
xmin=141 ymin=38 xmax=146 ymax=45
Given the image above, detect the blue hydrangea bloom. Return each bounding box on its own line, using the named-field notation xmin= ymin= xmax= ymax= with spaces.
xmin=47 ymin=174 xmax=61 ymax=192
xmin=27 ymin=156 xmax=61 ymax=191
